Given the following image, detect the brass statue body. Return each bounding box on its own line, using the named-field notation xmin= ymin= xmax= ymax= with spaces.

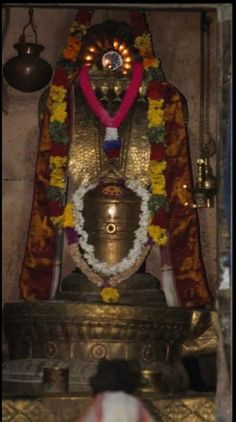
xmin=67 ymin=70 xmax=150 ymax=280
xmin=83 ymin=183 xmax=141 ymax=266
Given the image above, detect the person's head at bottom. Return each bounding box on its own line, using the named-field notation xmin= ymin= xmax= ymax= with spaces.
xmin=79 ymin=360 xmax=155 ymax=421
xmin=89 ymin=359 xmax=141 ymax=396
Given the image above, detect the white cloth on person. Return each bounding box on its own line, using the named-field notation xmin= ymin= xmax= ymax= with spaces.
xmin=79 ymin=391 xmax=156 ymax=422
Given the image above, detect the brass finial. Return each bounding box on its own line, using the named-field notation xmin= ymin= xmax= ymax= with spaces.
xmin=183 ymin=157 xmax=217 ymax=208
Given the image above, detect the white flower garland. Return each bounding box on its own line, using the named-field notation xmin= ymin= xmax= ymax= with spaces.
xmin=72 ymin=180 xmax=150 ymax=277
xmin=68 ymin=242 xmax=150 ymax=288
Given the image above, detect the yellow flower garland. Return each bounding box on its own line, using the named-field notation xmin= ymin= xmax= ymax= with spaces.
xmin=50 ymin=102 xmax=68 ymax=123
xmin=63 ymin=203 xmax=75 ymax=228
xmin=135 ymin=33 xmax=153 ymax=56
xmin=50 ymin=215 xmax=64 ymax=226
xmin=149 ymin=160 xmax=167 ymax=175
xmin=148 ymin=225 xmax=168 ymax=245
xmin=49 ymin=173 xmax=65 ymax=189
xmin=147 ymin=98 xmax=165 ymax=127
xmin=49 ymin=85 xmax=67 ymax=102
xmin=50 ymin=156 xmax=67 ymax=168
xmin=151 ymin=175 xmax=166 ymax=195
xmin=47 ymin=14 xmax=92 ymax=232
xmin=147 ymin=99 xmax=168 ymax=243
xmin=137 ymin=45 xmax=168 ymax=246
xmin=134 ymin=33 xmax=161 ymax=70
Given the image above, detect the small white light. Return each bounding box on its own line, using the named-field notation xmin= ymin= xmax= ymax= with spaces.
xmin=108 ymin=205 xmax=116 ymax=219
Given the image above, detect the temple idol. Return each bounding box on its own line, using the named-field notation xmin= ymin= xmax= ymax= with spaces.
xmin=2 ymin=5 xmax=231 ymax=422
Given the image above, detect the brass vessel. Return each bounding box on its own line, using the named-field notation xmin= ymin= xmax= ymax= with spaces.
xmin=3 ymin=41 xmax=52 ymax=92
xmin=83 ymin=182 xmax=141 ymax=266
xmin=3 ymin=8 xmax=52 ymax=92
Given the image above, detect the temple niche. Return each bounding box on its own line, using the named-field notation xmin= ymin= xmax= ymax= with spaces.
xmin=2 ymin=4 xmax=231 ymax=422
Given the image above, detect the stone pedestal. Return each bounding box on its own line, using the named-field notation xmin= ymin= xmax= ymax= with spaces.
xmin=3 ymin=301 xmax=217 ymax=396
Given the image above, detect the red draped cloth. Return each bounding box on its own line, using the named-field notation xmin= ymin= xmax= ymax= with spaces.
xmin=159 ymin=82 xmax=212 ymax=306
xmin=19 ymin=10 xmax=93 ymax=300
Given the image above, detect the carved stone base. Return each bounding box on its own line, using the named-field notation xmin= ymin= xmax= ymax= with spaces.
xmin=3 ymin=301 xmax=217 ymax=397
xmin=2 ymin=394 xmax=216 ymax=422
xmin=57 ymin=271 xmax=166 ymax=306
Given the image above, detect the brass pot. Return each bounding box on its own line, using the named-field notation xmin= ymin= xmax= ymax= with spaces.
xmin=3 ymin=40 xmax=52 ymax=92
xmin=82 ymin=182 xmax=141 ymax=266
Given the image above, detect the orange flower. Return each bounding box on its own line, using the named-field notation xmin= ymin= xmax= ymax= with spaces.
xmin=63 ymin=48 xmax=77 ymax=61
xmin=143 ymin=56 xmax=160 ymax=69
xmin=63 ymin=36 xmax=81 ymax=62
xmin=139 ymin=47 xmax=153 ymax=57
xmin=67 ymin=36 xmax=81 ymax=49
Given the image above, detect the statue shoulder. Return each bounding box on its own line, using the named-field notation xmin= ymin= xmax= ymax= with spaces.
xmin=147 ymin=80 xmax=188 ymax=125
xmin=148 ymin=80 xmax=182 ymax=101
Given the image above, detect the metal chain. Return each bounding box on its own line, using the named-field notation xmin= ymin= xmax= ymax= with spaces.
xmin=22 ymin=7 xmax=38 ymax=44
xmin=205 ymin=15 xmax=211 ymax=140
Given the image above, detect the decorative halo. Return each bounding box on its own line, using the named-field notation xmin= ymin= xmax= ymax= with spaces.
xmin=79 ymin=20 xmax=142 ymax=74
xmin=102 ymin=50 xmax=123 ymax=70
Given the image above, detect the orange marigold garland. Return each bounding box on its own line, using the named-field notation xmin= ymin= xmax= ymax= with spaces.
xmin=133 ymin=15 xmax=169 ymax=247
xmin=19 ymin=10 xmax=93 ymax=300
xmin=47 ymin=10 xmax=93 ymax=228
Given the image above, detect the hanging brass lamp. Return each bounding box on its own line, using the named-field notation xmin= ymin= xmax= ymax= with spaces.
xmin=3 ymin=8 xmax=52 ymax=93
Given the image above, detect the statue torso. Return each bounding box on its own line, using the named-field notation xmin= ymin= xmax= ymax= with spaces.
xmin=69 ymin=79 xmax=151 ymax=187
